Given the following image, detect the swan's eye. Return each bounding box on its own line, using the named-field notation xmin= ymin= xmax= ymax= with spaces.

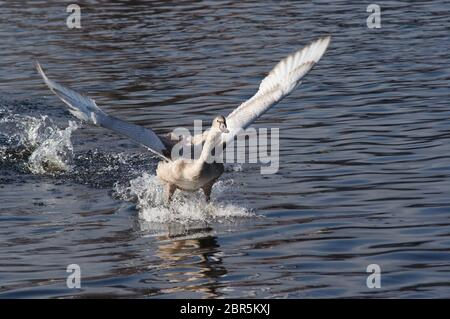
xmin=219 ymin=123 xmax=229 ymax=133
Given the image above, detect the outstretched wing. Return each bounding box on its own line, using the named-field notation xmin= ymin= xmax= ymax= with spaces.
xmin=223 ymin=36 xmax=331 ymax=142
xmin=36 ymin=62 xmax=169 ymax=161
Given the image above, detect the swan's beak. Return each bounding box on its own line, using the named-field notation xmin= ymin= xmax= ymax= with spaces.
xmin=220 ymin=123 xmax=229 ymax=133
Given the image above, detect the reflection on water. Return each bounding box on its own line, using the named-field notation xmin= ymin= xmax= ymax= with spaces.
xmin=155 ymin=230 xmax=226 ymax=298
xmin=1 ymin=1 xmax=450 ymax=298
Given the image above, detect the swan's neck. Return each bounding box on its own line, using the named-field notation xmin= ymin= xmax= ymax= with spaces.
xmin=197 ymin=129 xmax=220 ymax=165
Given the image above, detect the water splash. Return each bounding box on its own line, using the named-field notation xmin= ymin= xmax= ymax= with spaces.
xmin=27 ymin=120 xmax=78 ymax=174
xmin=1 ymin=106 xmax=251 ymax=225
xmin=229 ymin=163 xmax=243 ymax=172
xmin=0 ymin=112 xmax=38 ymax=157
xmin=0 ymin=110 xmax=78 ymax=174
xmin=114 ymin=172 xmax=253 ymax=224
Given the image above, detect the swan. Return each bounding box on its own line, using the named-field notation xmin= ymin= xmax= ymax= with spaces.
xmin=36 ymin=36 xmax=331 ymax=202
xmin=156 ymin=115 xmax=229 ymax=202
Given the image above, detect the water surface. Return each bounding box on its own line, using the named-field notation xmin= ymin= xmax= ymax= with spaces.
xmin=1 ymin=1 xmax=450 ymax=298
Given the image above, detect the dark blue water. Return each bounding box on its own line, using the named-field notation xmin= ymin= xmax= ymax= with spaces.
xmin=1 ymin=1 xmax=450 ymax=298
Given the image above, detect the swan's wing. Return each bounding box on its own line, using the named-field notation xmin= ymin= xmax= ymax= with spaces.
xmin=36 ymin=62 xmax=169 ymax=161
xmin=224 ymin=36 xmax=331 ymax=141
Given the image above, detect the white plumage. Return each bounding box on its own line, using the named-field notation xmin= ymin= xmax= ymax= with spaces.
xmin=225 ymin=36 xmax=330 ymax=140
xmin=36 ymin=62 xmax=168 ymax=160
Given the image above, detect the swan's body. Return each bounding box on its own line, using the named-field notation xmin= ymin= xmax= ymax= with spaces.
xmin=36 ymin=36 xmax=331 ymax=202
xmin=156 ymin=116 xmax=228 ymax=201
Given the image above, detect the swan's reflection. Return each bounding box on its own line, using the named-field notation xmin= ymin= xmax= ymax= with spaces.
xmin=140 ymin=222 xmax=227 ymax=298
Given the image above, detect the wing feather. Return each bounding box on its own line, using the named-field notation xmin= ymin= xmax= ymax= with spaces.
xmin=224 ymin=36 xmax=331 ymax=141
xmin=36 ymin=62 xmax=169 ymax=160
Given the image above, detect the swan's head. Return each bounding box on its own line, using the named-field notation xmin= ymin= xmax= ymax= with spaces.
xmin=212 ymin=115 xmax=229 ymax=133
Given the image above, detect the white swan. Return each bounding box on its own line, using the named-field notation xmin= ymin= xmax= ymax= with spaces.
xmin=36 ymin=36 xmax=331 ymax=202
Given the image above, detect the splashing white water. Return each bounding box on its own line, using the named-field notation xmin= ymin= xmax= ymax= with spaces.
xmin=1 ymin=113 xmax=40 ymax=152
xmin=27 ymin=120 xmax=78 ymax=174
xmin=0 ymin=111 xmax=78 ymax=174
xmin=114 ymin=172 xmax=253 ymax=224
